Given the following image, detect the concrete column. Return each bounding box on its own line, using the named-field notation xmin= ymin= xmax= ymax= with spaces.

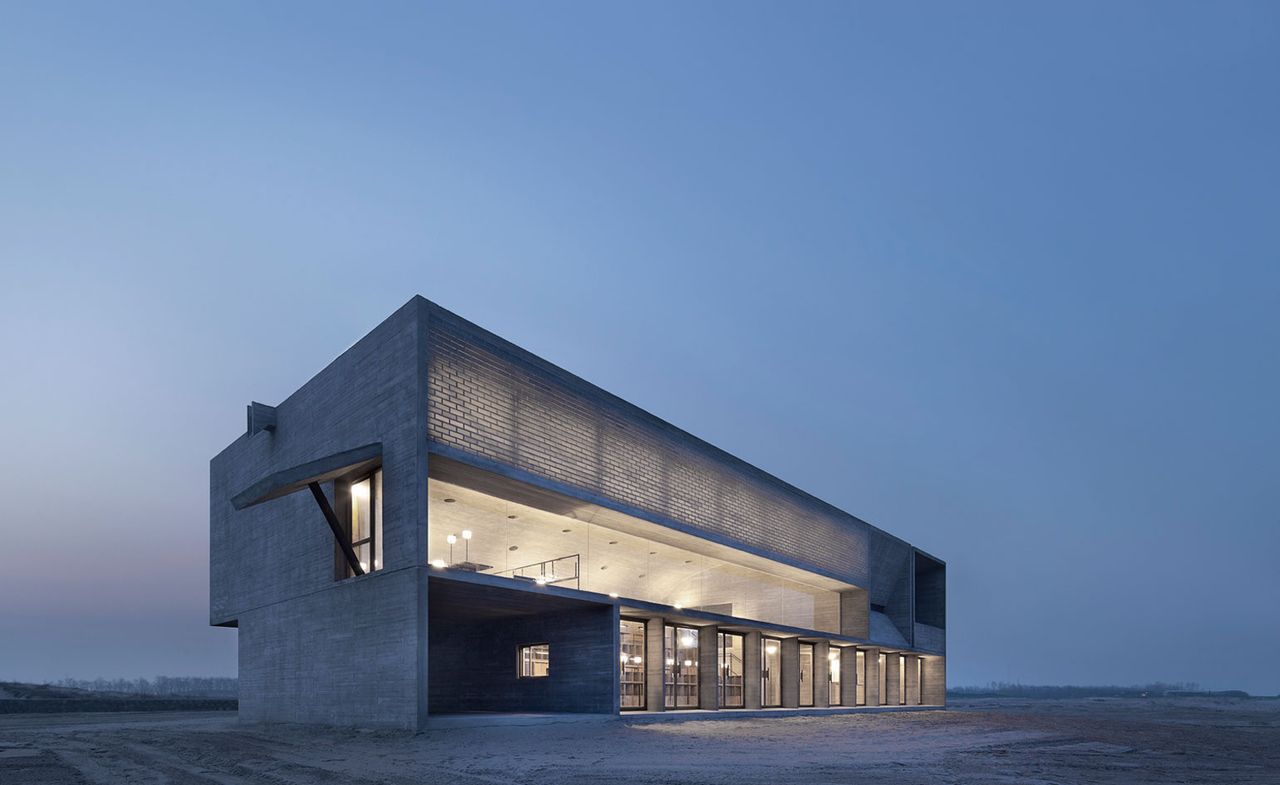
xmin=838 ymin=646 xmax=856 ymax=706
xmin=698 ymin=625 xmax=718 ymax=710
xmin=864 ymin=647 xmax=880 ymax=707
xmin=922 ymin=655 xmax=946 ymax=706
xmin=905 ymin=654 xmax=921 ymax=706
xmin=645 ymin=618 xmax=665 ymax=711
xmin=743 ymin=631 xmax=762 ymax=709
xmin=781 ymin=637 xmax=800 ymax=708
xmin=814 ymin=641 xmax=830 ymax=708
xmin=885 ymin=651 xmax=904 ymax=706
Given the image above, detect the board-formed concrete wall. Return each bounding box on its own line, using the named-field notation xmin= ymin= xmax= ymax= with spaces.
xmin=238 ymin=567 xmax=427 ymax=728
xmin=425 ymin=305 xmax=873 ymax=588
xmin=428 ymin=604 xmax=617 ymax=714
xmin=211 ymin=298 xmax=431 ymax=727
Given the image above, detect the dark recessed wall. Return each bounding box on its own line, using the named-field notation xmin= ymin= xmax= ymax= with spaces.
xmin=914 ymin=552 xmax=946 ymax=629
xmin=428 ymin=604 xmax=617 ymax=714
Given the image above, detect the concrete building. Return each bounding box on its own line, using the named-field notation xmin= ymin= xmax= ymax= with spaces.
xmin=210 ymin=297 xmax=946 ymax=728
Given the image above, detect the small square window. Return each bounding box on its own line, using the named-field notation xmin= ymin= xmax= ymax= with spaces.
xmin=518 ymin=643 xmax=549 ymax=678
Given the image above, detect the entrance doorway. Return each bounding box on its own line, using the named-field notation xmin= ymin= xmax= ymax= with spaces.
xmin=717 ymin=632 xmax=744 ymax=708
xmin=761 ymin=637 xmax=782 ymax=707
xmin=664 ymin=625 xmax=699 ymax=709
xmin=799 ymin=642 xmax=815 ymax=707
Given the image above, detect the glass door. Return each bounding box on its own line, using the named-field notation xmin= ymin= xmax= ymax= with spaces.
xmin=664 ymin=625 xmax=699 ymax=709
xmin=855 ymin=649 xmax=866 ymax=705
xmin=878 ymin=652 xmax=888 ymax=705
xmin=799 ymin=643 xmax=815 ymax=707
xmin=619 ymin=618 xmax=646 ymax=710
xmin=828 ymin=647 xmax=842 ymax=706
xmin=717 ymin=632 xmax=744 ymax=708
xmin=761 ymin=637 xmax=782 ymax=707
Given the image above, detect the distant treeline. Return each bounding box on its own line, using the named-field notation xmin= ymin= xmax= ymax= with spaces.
xmin=949 ymin=682 xmax=1252 ymax=699
xmin=53 ymin=676 xmax=237 ymax=698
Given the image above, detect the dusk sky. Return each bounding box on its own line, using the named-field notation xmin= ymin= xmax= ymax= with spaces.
xmin=2 ymin=2 xmax=1277 ymax=694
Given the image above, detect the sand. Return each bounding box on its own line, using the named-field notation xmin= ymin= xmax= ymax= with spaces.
xmin=0 ymin=696 xmax=1276 ymax=784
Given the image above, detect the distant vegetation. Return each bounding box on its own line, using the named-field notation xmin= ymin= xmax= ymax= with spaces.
xmin=52 ymin=676 xmax=237 ymax=698
xmin=950 ymin=682 xmax=1252 ymax=699
xmin=0 ymin=678 xmax=237 ymax=714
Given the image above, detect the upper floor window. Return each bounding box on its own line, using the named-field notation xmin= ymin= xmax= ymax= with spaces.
xmin=340 ymin=469 xmax=382 ymax=577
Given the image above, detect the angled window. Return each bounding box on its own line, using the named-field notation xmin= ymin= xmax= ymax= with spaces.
xmin=518 ymin=643 xmax=550 ymax=678
xmin=337 ymin=469 xmax=382 ymax=578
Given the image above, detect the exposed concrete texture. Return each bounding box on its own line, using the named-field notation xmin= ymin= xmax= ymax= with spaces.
xmin=237 ymin=568 xmax=425 ymax=728
xmin=813 ymin=641 xmax=830 ymax=708
xmin=780 ymin=638 xmax=800 ymax=709
xmin=743 ymin=632 xmax=762 ymax=710
xmin=839 ymin=588 xmax=869 ymax=639
xmin=922 ymin=656 xmax=946 ymax=707
xmin=211 ymin=296 xmax=946 ymax=727
xmin=698 ymin=625 xmax=718 ymax=710
xmin=429 ymin=603 xmax=616 ymax=714
xmin=425 ymin=305 xmax=875 ymax=589
xmin=645 ymin=618 xmax=665 ymax=712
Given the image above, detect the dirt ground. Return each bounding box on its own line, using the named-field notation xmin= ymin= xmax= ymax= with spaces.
xmin=0 ymin=697 xmax=1276 ymax=784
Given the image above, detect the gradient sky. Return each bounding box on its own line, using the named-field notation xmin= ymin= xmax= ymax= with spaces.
xmin=2 ymin=2 xmax=1277 ymax=694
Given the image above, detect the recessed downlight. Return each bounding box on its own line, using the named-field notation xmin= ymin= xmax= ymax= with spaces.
xmin=443 ymin=498 xmax=456 ymax=503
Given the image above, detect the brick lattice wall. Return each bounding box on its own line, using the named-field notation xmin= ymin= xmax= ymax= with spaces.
xmin=425 ymin=310 xmax=872 ymax=587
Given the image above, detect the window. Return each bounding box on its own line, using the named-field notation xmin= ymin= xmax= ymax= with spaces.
xmin=828 ymin=647 xmax=842 ymax=706
xmin=339 ymin=469 xmax=383 ymax=578
xmin=855 ymin=649 xmax=866 ymax=706
xmin=916 ymin=656 xmax=924 ymax=705
xmin=518 ymin=643 xmax=549 ymax=678
xmin=878 ymin=652 xmax=888 ymax=705
xmin=899 ymin=654 xmax=907 ymax=705
xmin=799 ymin=643 xmax=815 ymax=707
xmin=620 ymin=619 xmax=646 ymax=709
xmin=761 ymin=637 xmax=782 ymax=707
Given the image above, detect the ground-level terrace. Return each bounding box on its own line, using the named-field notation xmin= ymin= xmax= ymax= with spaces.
xmin=427 ymin=573 xmax=944 ymax=717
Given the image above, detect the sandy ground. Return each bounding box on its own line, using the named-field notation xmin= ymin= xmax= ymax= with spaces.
xmin=0 ymin=697 xmax=1276 ymax=784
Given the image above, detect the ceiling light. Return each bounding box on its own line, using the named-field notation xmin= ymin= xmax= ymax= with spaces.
xmin=508 ymin=545 xmax=519 ymax=551
xmin=608 ymin=540 xmax=618 ymax=545
xmin=600 ymin=565 xmax=608 ymax=571
xmin=446 ymin=534 xmax=457 ymax=544
xmin=443 ymin=498 xmax=455 ymax=503
xmin=562 ymin=528 xmax=571 ymax=533
xmin=507 ymin=514 xmax=517 ymax=519
xmin=608 ymin=592 xmax=618 ymax=599
xmin=461 ymin=530 xmax=472 ymax=540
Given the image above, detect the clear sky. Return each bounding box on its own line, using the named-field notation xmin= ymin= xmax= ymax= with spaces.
xmin=1 ymin=2 xmax=1277 ymax=694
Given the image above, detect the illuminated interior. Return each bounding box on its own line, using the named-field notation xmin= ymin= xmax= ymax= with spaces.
xmin=427 ymin=477 xmax=848 ymax=633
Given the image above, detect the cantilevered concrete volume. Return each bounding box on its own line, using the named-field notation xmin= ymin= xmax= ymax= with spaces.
xmin=210 ymin=296 xmax=946 ymax=729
